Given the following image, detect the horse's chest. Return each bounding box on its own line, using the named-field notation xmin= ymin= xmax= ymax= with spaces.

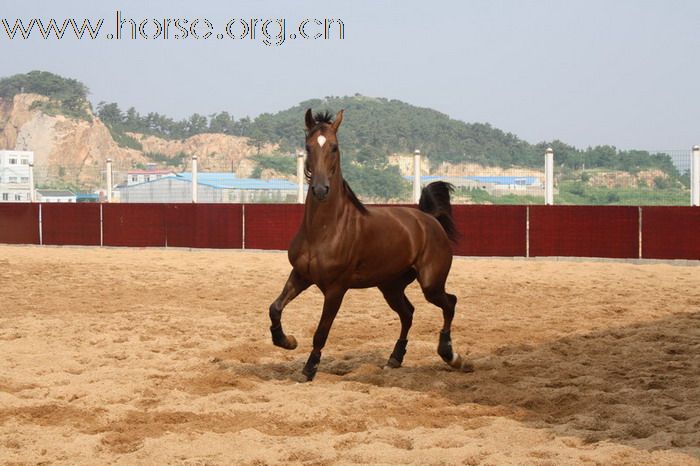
xmin=292 ymin=242 xmax=349 ymax=285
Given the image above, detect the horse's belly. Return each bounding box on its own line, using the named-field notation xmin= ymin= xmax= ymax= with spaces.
xmin=347 ymin=254 xmax=413 ymax=288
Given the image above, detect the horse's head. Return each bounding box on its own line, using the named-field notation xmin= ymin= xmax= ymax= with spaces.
xmin=304 ymin=108 xmax=343 ymax=202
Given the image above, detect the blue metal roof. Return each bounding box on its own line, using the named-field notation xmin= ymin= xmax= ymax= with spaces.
xmin=405 ymin=175 xmax=539 ymax=186
xmin=121 ymin=172 xmax=298 ymax=191
xmin=468 ymin=176 xmax=539 ymax=186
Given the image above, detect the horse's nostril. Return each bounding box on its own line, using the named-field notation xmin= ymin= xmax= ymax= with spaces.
xmin=312 ymin=185 xmax=329 ymax=199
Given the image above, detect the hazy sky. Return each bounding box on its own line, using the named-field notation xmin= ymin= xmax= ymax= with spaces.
xmin=2 ymin=0 xmax=699 ymax=150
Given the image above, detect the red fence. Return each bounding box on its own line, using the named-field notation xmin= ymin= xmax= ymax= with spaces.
xmin=103 ymin=204 xmax=166 ymax=247
xmin=642 ymin=207 xmax=700 ymax=260
xmin=1 ymin=203 xmax=699 ymax=260
xmin=245 ymin=204 xmax=304 ymax=250
xmin=529 ymin=206 xmax=640 ymax=259
xmin=42 ymin=203 xmax=101 ymax=246
xmin=452 ymin=205 xmax=527 ymax=257
xmin=100 ymin=204 xmax=244 ymax=248
xmin=0 ymin=204 xmax=39 ymax=245
xmin=166 ymin=204 xmax=243 ymax=249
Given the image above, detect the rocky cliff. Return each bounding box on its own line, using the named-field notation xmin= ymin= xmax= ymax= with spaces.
xmin=0 ymin=94 xmax=145 ymax=189
xmin=0 ymin=93 xmax=278 ymax=190
xmin=128 ymin=132 xmax=277 ymax=175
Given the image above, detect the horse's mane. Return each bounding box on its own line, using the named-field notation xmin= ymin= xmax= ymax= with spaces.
xmin=303 ymin=169 xmax=368 ymax=215
xmin=314 ymin=111 xmax=334 ymax=124
xmin=306 ymin=111 xmax=334 ymax=135
xmin=343 ymin=180 xmax=369 ymax=215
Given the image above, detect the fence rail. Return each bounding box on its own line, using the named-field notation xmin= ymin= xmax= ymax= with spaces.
xmin=1 ymin=203 xmax=699 ymax=260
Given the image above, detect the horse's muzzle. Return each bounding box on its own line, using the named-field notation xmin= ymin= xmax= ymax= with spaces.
xmin=311 ymin=184 xmax=330 ymax=201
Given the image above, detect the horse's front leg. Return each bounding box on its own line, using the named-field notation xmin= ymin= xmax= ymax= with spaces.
xmin=302 ymin=288 xmax=347 ymax=381
xmin=269 ymin=269 xmax=310 ymax=350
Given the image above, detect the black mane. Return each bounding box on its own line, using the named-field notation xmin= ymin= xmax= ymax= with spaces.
xmin=343 ymin=180 xmax=369 ymax=215
xmin=314 ymin=111 xmax=334 ymax=124
xmin=306 ymin=111 xmax=334 ymax=135
xmin=303 ymin=165 xmax=368 ymax=215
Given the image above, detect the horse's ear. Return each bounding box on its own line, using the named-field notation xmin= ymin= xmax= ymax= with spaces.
xmin=331 ymin=109 xmax=344 ymax=132
xmin=305 ymin=109 xmax=315 ymax=131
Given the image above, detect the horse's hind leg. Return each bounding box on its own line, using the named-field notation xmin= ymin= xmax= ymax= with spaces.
xmin=269 ymin=269 xmax=310 ymax=350
xmin=379 ymin=270 xmax=417 ymax=368
xmin=421 ymin=282 xmax=472 ymax=372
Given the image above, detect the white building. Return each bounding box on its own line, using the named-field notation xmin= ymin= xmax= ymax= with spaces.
xmin=36 ymin=189 xmax=77 ymax=203
xmin=126 ymin=166 xmax=174 ymax=186
xmin=0 ymin=150 xmax=33 ymax=202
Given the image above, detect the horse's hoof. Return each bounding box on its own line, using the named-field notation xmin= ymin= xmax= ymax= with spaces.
xmin=271 ymin=325 xmax=297 ymax=350
xmin=460 ymin=360 xmax=475 ymax=372
xmin=384 ymin=357 xmax=402 ymax=369
xmin=272 ymin=335 xmax=297 ymax=350
xmin=301 ymin=367 xmax=316 ymax=381
xmin=447 ymin=353 xmax=474 ymax=372
xmin=448 ymin=353 xmax=463 ymax=369
xmin=284 ymin=335 xmax=298 ymax=350
xmin=302 ymin=352 xmax=320 ymax=381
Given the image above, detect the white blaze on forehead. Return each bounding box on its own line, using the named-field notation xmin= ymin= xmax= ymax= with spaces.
xmin=317 ymin=135 xmax=326 ymax=147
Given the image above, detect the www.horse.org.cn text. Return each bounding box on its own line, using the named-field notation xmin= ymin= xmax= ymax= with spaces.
xmin=1 ymin=11 xmax=346 ymax=47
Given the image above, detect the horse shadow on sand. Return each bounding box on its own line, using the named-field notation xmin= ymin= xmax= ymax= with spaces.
xmin=212 ymin=311 xmax=699 ymax=457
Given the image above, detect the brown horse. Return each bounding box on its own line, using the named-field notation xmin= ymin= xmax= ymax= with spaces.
xmin=268 ymin=109 xmax=469 ymax=381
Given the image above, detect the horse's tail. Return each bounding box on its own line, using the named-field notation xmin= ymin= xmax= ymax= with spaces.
xmin=418 ymin=181 xmax=458 ymax=243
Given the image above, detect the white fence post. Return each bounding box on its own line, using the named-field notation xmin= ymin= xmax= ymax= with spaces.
xmin=106 ymin=158 xmax=113 ymax=203
xmin=297 ymin=151 xmax=305 ymax=204
xmin=545 ymin=147 xmax=554 ymax=205
xmin=192 ymin=155 xmax=198 ymax=203
xmin=692 ymin=145 xmax=699 ymax=207
xmin=28 ymin=163 xmax=35 ymax=202
xmin=413 ymin=149 xmax=421 ymax=203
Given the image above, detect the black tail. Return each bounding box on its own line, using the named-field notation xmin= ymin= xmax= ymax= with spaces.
xmin=418 ymin=181 xmax=458 ymax=242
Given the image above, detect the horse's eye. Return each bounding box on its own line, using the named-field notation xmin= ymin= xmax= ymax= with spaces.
xmin=331 ymin=143 xmax=338 ymax=152
xmin=305 ymin=144 xmax=311 ymax=153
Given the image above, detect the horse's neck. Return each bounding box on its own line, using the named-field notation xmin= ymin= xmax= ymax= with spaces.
xmin=303 ymin=178 xmax=356 ymax=235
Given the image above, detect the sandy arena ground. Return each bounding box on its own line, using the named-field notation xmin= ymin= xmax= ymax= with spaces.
xmin=0 ymin=244 xmax=699 ymax=465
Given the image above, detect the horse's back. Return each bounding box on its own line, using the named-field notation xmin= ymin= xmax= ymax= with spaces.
xmin=366 ymin=205 xmax=452 ymax=251
xmin=363 ymin=205 xmax=454 ymax=268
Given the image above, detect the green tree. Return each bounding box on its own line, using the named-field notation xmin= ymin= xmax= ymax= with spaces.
xmin=186 ymin=113 xmax=208 ymax=137
xmin=209 ymin=111 xmax=235 ymax=134
xmin=96 ymin=102 xmax=123 ymax=126
xmin=0 ymin=70 xmax=91 ymax=120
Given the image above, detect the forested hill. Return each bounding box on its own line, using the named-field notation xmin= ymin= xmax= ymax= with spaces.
xmin=243 ymin=95 xmax=680 ymax=174
xmin=0 ymin=71 xmax=680 ymax=176
xmin=248 ymin=95 xmax=541 ymax=168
